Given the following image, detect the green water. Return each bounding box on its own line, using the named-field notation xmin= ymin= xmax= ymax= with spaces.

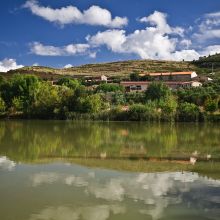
xmin=0 ymin=121 xmax=220 ymax=220
xmin=0 ymin=120 xmax=219 ymax=161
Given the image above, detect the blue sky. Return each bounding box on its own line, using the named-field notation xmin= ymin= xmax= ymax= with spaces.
xmin=0 ymin=0 xmax=220 ymax=71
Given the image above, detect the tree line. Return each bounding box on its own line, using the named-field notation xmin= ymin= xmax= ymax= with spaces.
xmin=0 ymin=74 xmax=219 ymax=121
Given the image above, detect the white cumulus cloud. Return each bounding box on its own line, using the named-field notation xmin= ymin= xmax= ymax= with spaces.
xmin=64 ymin=64 xmax=73 ymax=68
xmin=139 ymin=11 xmax=184 ymax=36
xmin=202 ymin=45 xmax=220 ymax=56
xmin=194 ymin=11 xmax=220 ymax=41
xmin=87 ymin=11 xmax=199 ymax=61
xmin=87 ymin=29 xmax=126 ymax=52
xmin=24 ymin=0 xmax=128 ymax=28
xmin=32 ymin=63 xmax=39 ymax=66
xmin=30 ymin=42 xmax=90 ymax=56
xmin=0 ymin=58 xmax=24 ymax=72
xmin=28 ymin=10 xmax=220 ymax=61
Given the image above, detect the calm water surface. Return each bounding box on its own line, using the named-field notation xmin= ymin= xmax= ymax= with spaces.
xmin=0 ymin=121 xmax=220 ymax=220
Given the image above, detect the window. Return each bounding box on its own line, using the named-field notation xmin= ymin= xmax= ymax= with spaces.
xmin=136 ymin=85 xmax=142 ymax=90
xmin=130 ymin=85 xmax=137 ymax=90
xmin=130 ymin=85 xmax=142 ymax=91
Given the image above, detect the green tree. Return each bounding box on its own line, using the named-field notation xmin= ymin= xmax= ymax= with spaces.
xmin=10 ymin=74 xmax=40 ymax=113
xmin=66 ymin=85 xmax=88 ymax=112
xmin=145 ymin=82 xmax=171 ymax=101
xmin=31 ymin=82 xmax=61 ymax=118
xmin=159 ymin=95 xmax=178 ymax=121
xmin=177 ymin=86 xmax=217 ymax=106
xmin=112 ymin=92 xmax=125 ymax=105
xmin=130 ymin=72 xmax=140 ymax=81
xmin=54 ymin=86 xmax=74 ymax=118
xmin=79 ymin=94 xmax=103 ymax=113
xmin=57 ymin=78 xmax=80 ymax=91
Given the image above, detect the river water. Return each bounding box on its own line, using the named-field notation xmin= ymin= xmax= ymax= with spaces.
xmin=0 ymin=121 xmax=219 ymax=220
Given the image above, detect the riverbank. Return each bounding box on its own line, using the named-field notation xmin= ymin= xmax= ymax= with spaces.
xmin=1 ymin=111 xmax=220 ymax=122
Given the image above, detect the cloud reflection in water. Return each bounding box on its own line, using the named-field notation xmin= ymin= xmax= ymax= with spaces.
xmin=0 ymin=156 xmax=16 ymax=171
xmin=29 ymin=170 xmax=220 ymax=220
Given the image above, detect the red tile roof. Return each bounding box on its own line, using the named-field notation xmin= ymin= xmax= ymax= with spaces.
xmin=140 ymin=72 xmax=194 ymax=76
xmin=121 ymin=81 xmax=193 ymax=86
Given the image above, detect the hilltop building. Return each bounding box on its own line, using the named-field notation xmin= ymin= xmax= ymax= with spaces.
xmin=139 ymin=71 xmax=197 ymax=81
xmin=120 ymin=81 xmax=202 ymax=92
xmin=84 ymin=75 xmax=108 ymax=83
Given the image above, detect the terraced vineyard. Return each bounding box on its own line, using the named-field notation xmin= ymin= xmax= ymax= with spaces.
xmin=0 ymin=60 xmax=196 ymax=79
xmin=1 ymin=54 xmax=220 ymax=79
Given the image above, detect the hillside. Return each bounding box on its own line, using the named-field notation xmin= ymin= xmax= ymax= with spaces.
xmin=192 ymin=53 xmax=220 ymax=75
xmin=0 ymin=60 xmax=195 ymax=80
xmin=1 ymin=54 xmax=220 ymax=80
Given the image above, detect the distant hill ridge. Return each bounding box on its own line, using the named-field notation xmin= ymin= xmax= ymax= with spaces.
xmin=1 ymin=54 xmax=220 ymax=79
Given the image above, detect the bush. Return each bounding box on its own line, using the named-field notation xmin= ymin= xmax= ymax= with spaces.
xmin=159 ymin=96 xmax=177 ymax=121
xmin=177 ymin=102 xmax=200 ymax=122
xmin=11 ymin=97 xmax=23 ymax=112
xmin=0 ymin=97 xmax=6 ymax=113
xmin=96 ymin=83 xmax=124 ymax=93
xmin=204 ymin=98 xmax=218 ymax=113
xmin=127 ymin=102 xmax=160 ymax=121
xmin=103 ymin=106 xmax=128 ymax=121
xmin=31 ymin=82 xmax=61 ymax=118
xmin=127 ymin=104 xmax=148 ymax=121
xmin=177 ymin=86 xmax=218 ymax=106
xmin=125 ymin=92 xmax=145 ymax=104
xmin=79 ymin=94 xmax=103 ymax=113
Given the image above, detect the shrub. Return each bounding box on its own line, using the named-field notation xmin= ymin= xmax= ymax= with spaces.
xmin=96 ymin=83 xmax=124 ymax=93
xmin=204 ymin=98 xmax=218 ymax=113
xmin=79 ymin=94 xmax=103 ymax=113
xmin=0 ymin=97 xmax=6 ymax=113
xmin=11 ymin=97 xmax=23 ymax=112
xmin=177 ymin=102 xmax=200 ymax=122
xmin=125 ymin=92 xmax=145 ymax=104
xmin=159 ymin=96 xmax=177 ymax=121
xmin=127 ymin=102 xmax=160 ymax=121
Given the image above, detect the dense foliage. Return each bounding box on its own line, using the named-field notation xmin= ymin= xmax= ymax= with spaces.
xmin=0 ymin=74 xmax=219 ymax=121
